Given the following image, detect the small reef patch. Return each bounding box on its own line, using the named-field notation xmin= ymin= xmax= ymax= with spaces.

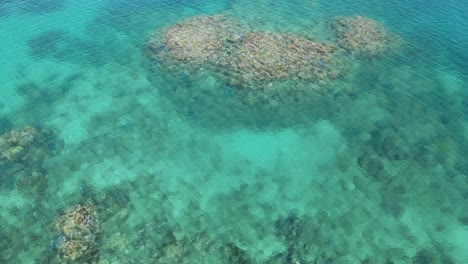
xmin=330 ymin=15 xmax=402 ymax=58
xmin=52 ymin=202 xmax=100 ymax=262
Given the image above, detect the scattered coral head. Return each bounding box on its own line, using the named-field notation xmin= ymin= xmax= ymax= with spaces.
xmin=58 ymin=239 xmax=89 ymax=261
xmin=0 ymin=125 xmax=47 ymax=163
xmin=331 ymin=15 xmax=399 ymax=57
xmin=55 ymin=202 xmax=100 ymax=261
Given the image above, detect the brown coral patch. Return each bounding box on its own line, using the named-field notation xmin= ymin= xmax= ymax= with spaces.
xmin=331 ymin=16 xmax=399 ymax=57
xmin=55 ymin=202 xmax=100 ymax=261
xmin=148 ymin=15 xmax=244 ymax=65
xmin=219 ymin=32 xmax=343 ymax=83
xmin=147 ymin=16 xmax=347 ymax=90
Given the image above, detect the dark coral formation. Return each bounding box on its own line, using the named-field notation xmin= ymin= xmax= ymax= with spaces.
xmin=27 ymin=30 xmax=104 ymax=64
xmin=150 ymin=231 xmax=251 ymax=263
xmin=273 ymin=212 xmax=309 ymax=263
xmin=0 ymin=125 xmax=58 ymax=196
xmin=156 ymin=232 xmax=212 ymax=263
xmin=331 ymin=16 xmax=398 ymax=57
xmin=275 ymin=211 xmax=306 ymax=244
xmin=411 ymin=247 xmax=456 ymax=264
xmin=271 ymin=211 xmax=340 ymax=263
xmin=27 ymin=30 xmax=69 ymax=58
xmin=147 ymin=15 xmax=346 ymax=88
xmin=0 ymin=125 xmax=50 ymax=165
xmin=357 ymin=153 xmax=386 ymax=180
xmin=54 ymin=202 xmax=100 ymax=262
xmin=222 ymin=242 xmax=251 ymax=264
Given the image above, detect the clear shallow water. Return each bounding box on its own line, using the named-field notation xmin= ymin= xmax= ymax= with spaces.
xmin=0 ymin=0 xmax=467 ymax=263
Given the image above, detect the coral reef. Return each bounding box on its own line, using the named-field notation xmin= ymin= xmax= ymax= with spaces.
xmin=148 ymin=15 xmax=346 ymax=88
xmin=271 ymin=211 xmax=341 ymax=263
xmin=54 ymin=202 xmax=100 ymax=262
xmin=0 ymin=125 xmax=58 ymax=196
xmin=411 ymin=247 xmax=456 ymax=264
xmin=331 ymin=16 xmax=398 ymax=57
xmin=27 ymin=30 xmax=69 ymax=59
xmin=0 ymin=125 xmax=50 ymax=165
xmin=154 ymin=231 xmax=252 ymax=263
xmin=219 ymin=32 xmax=344 ymax=84
xmin=273 ymin=212 xmax=309 ymax=263
xmin=148 ymin=15 xmax=244 ymax=65
xmin=275 ymin=211 xmax=306 ymax=244
xmin=357 ymin=153 xmax=387 ymax=180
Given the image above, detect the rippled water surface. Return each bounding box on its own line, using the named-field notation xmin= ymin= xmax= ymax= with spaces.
xmin=0 ymin=0 xmax=467 ymax=263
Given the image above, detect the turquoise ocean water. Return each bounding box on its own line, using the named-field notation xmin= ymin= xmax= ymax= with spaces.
xmin=0 ymin=0 xmax=467 ymax=263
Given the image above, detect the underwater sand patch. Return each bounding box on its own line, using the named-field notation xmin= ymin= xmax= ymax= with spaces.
xmin=331 ymin=16 xmax=401 ymax=57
